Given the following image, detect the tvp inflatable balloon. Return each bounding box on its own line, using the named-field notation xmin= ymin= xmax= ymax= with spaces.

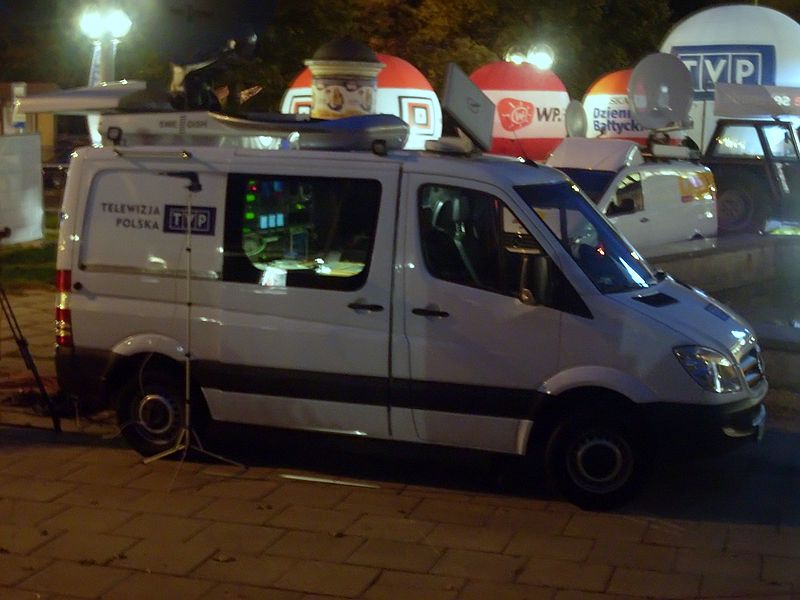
xmin=660 ymin=4 xmax=800 ymax=149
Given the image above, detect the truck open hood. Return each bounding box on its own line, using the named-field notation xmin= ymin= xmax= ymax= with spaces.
xmin=715 ymin=83 xmax=800 ymax=119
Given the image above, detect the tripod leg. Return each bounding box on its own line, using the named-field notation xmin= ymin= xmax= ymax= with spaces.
xmin=142 ymin=427 xmax=190 ymax=464
xmin=0 ymin=286 xmax=61 ymax=432
xmin=189 ymin=429 xmax=245 ymax=469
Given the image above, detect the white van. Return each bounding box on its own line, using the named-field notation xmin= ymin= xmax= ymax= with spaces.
xmin=546 ymin=138 xmax=717 ymax=256
xmin=54 ymin=111 xmax=766 ymax=509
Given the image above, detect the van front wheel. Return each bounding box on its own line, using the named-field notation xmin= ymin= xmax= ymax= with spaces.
xmin=116 ymin=368 xmax=186 ymax=457
xmin=545 ymin=414 xmax=648 ymax=510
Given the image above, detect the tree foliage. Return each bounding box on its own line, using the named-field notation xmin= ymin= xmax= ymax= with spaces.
xmin=251 ymin=0 xmax=672 ymax=109
xmin=2 ymin=0 xmax=798 ymax=112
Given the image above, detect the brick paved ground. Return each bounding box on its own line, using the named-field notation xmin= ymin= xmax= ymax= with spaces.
xmin=0 ymin=422 xmax=798 ymax=600
xmin=1 ymin=288 xmax=800 ymax=599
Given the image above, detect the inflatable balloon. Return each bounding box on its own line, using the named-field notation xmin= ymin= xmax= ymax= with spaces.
xmin=470 ymin=61 xmax=569 ymax=160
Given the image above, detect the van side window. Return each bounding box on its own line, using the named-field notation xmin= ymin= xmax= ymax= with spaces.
xmin=763 ymin=124 xmax=799 ymax=160
xmin=418 ymin=184 xmax=544 ymax=297
xmin=607 ymin=173 xmax=643 ymax=216
xmin=711 ymin=125 xmax=765 ymax=158
xmin=223 ymin=174 xmax=381 ymax=291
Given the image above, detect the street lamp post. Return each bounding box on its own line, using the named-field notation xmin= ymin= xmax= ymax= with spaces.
xmin=504 ymin=44 xmax=556 ymax=71
xmin=80 ymin=7 xmax=132 ymax=85
xmin=79 ymin=7 xmax=131 ymax=144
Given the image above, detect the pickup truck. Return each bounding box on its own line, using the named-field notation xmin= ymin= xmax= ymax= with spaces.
xmin=702 ymin=118 xmax=800 ymax=233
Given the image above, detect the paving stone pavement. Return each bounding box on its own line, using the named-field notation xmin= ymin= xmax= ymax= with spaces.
xmin=1 ymin=288 xmax=800 ymax=599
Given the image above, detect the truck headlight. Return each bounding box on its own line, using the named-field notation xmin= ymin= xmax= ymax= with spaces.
xmin=674 ymin=346 xmax=742 ymax=393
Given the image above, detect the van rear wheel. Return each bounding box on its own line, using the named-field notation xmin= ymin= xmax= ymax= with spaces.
xmin=545 ymin=413 xmax=648 ymax=510
xmin=116 ymin=367 xmax=188 ymax=457
xmin=718 ymin=186 xmax=765 ymax=233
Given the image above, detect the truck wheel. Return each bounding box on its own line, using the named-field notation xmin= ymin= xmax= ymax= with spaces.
xmin=116 ymin=367 xmax=188 ymax=457
xmin=718 ymin=187 xmax=764 ymax=233
xmin=545 ymin=413 xmax=648 ymax=510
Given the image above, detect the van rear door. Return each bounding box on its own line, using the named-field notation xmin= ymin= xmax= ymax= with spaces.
xmin=71 ymin=166 xmax=224 ymax=352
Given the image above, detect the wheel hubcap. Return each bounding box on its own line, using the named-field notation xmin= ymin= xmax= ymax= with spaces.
xmin=568 ymin=433 xmax=633 ymax=493
xmin=137 ymin=393 xmax=178 ymax=437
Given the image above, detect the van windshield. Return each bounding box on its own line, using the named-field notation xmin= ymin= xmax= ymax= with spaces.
xmin=515 ymin=181 xmax=656 ymax=293
xmin=555 ymin=168 xmax=616 ymax=203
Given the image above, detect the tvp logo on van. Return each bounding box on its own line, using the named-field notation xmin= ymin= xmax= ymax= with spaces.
xmin=672 ymin=45 xmax=776 ymax=100
xmin=164 ymin=205 xmax=216 ymax=236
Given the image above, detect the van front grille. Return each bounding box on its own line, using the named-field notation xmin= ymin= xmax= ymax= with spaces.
xmin=739 ymin=346 xmax=765 ymax=389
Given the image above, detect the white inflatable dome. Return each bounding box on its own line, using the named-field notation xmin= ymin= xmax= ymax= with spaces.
xmin=661 ymin=5 xmax=800 ymax=93
xmin=660 ymin=4 xmax=800 ymax=148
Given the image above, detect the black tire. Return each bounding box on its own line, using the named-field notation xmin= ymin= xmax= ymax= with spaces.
xmin=717 ymin=187 xmax=765 ymax=233
xmin=116 ymin=366 xmax=191 ymax=457
xmin=545 ymin=413 xmax=649 ymax=510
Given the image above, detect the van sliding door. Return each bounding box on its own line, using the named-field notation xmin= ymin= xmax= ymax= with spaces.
xmin=201 ymin=158 xmax=401 ymax=438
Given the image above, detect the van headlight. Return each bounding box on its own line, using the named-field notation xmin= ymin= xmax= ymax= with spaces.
xmin=674 ymin=346 xmax=742 ymax=393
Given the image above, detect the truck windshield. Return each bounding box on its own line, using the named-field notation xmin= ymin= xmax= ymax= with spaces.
xmin=555 ymin=168 xmax=616 ymax=203
xmin=515 ymin=181 xmax=656 ymax=293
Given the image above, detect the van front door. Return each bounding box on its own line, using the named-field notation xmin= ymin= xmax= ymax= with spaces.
xmin=607 ymin=168 xmax=693 ymax=252
xmin=199 ymin=160 xmax=400 ymax=438
xmin=394 ymin=177 xmax=561 ymax=453
xmin=762 ymin=122 xmax=800 ymax=222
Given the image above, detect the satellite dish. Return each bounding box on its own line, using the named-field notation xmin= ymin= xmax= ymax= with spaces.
xmin=565 ymin=100 xmax=587 ymax=137
xmin=627 ymin=53 xmax=693 ymax=130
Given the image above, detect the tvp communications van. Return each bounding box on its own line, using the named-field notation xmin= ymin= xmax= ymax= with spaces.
xmin=54 ymin=111 xmax=766 ymax=509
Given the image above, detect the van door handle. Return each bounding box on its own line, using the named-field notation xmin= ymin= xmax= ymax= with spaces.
xmin=640 ymin=217 xmax=650 ymax=223
xmin=348 ymin=302 xmax=384 ymax=312
xmin=412 ymin=306 xmax=450 ymax=318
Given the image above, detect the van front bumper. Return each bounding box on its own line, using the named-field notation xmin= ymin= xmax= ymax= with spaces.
xmin=642 ymin=394 xmax=766 ymax=454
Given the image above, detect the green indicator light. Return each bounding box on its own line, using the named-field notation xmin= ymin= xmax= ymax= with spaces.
xmin=243 ymin=227 xmax=252 ymax=233
xmin=245 ymin=211 xmax=255 ymax=220
xmin=245 ymin=193 xmax=256 ymax=202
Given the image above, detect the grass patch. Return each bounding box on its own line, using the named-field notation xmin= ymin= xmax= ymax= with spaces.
xmin=44 ymin=211 xmax=60 ymax=231
xmin=0 ymin=240 xmax=57 ymax=291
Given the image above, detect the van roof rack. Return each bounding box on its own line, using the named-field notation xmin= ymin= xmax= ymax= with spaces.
xmin=21 ymin=63 xmax=491 ymax=157
xmin=100 ymin=111 xmax=410 ymax=153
